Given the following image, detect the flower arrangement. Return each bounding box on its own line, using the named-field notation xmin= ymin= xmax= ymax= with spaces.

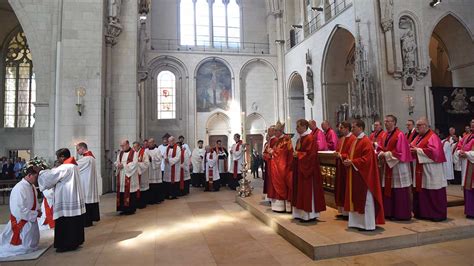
xmin=21 ymin=156 xmax=50 ymax=176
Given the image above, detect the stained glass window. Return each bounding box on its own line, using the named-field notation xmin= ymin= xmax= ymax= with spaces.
xmin=4 ymin=30 xmax=35 ymax=128
xmin=157 ymin=71 xmax=176 ymax=119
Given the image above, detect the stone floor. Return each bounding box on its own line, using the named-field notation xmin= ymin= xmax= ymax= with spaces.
xmin=0 ymin=182 xmax=473 ymax=265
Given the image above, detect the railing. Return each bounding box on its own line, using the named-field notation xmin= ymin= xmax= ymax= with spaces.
xmin=151 ymin=39 xmax=270 ymax=54
xmin=286 ymin=0 xmax=353 ymax=50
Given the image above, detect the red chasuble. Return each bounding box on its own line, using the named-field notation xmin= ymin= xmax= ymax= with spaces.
xmin=335 ymin=134 xmax=357 ymax=207
xmin=263 ymin=137 xmax=278 ymax=199
xmin=10 ymin=184 xmax=36 ymax=245
xmin=116 ymin=150 xmax=135 ymax=208
xmin=344 ymin=135 xmax=385 ymax=225
xmin=269 ymin=135 xmax=293 ymax=201
xmin=293 ymin=134 xmax=326 ymax=213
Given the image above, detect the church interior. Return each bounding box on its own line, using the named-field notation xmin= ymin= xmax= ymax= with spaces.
xmin=1 ymin=0 xmax=474 ymax=264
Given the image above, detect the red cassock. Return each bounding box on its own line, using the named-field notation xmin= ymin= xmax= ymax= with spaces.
xmin=263 ymin=137 xmax=278 ymax=198
xmin=292 ymin=134 xmax=326 ymax=213
xmin=269 ymin=135 xmax=294 ymax=201
xmin=344 ymin=136 xmax=385 ymax=225
xmin=335 ymin=134 xmax=357 ymax=208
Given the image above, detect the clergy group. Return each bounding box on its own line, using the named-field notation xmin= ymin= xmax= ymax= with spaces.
xmin=0 ymin=143 xmax=99 ymax=256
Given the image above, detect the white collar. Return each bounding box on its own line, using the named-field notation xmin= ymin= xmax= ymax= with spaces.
xmin=356 ymin=132 xmax=366 ymax=139
xmin=345 ymin=132 xmax=352 ymax=137
xmin=300 ymin=129 xmax=311 ymax=137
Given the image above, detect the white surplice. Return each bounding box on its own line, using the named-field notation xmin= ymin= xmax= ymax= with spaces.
xmin=181 ymin=147 xmax=191 ymax=181
xmin=442 ymin=141 xmax=455 ymax=181
xmin=38 ymin=163 xmax=86 ymax=219
xmin=0 ymin=179 xmax=40 ymax=257
xmin=412 ymin=149 xmax=448 ymax=189
xmin=147 ymin=147 xmax=163 ymax=184
xmin=163 ymin=145 xmax=182 ymax=183
xmin=230 ymin=142 xmax=244 ymax=174
xmin=77 ymin=155 xmax=100 ymax=203
xmin=114 ymin=150 xmax=140 ymax=193
xmin=204 ymin=151 xmax=220 ymax=181
xmin=454 ymin=149 xmax=474 ymax=187
xmin=158 ymin=144 xmax=168 ymax=171
xmin=379 ymin=151 xmax=412 ymax=188
xmin=137 ymin=149 xmax=150 ymax=191
xmin=191 ymin=147 xmax=205 ymax=174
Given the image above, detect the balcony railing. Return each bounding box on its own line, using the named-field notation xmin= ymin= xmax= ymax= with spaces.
xmin=151 ymin=39 xmax=270 ymax=54
xmin=286 ymin=0 xmax=353 ymax=50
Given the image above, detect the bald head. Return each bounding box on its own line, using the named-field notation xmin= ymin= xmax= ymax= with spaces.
xmin=308 ymin=120 xmax=317 ymax=130
xmin=416 ymin=117 xmax=429 ymax=135
xmin=148 ymin=138 xmax=156 ymax=147
xmin=120 ymin=140 xmax=130 ymax=151
xmin=168 ymin=136 xmax=176 ymax=145
xmin=321 ymin=120 xmax=331 ymax=131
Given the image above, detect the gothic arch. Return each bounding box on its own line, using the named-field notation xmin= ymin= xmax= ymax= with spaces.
xmin=321 ymin=26 xmax=355 ymax=125
xmin=239 ymin=58 xmax=277 ymax=79
xmin=287 ymin=71 xmax=305 ymax=123
xmin=206 ymin=111 xmax=231 ymax=134
xmin=427 ymin=12 xmax=474 ymax=43
xmin=246 ymin=112 xmax=267 ymax=134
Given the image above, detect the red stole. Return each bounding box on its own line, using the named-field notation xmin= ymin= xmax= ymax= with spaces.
xmin=334 ymin=134 xmax=356 ymax=207
xmin=167 ymin=144 xmax=178 ymax=183
xmin=10 ymin=183 xmax=36 ymax=245
xmin=180 ymin=148 xmax=185 ymax=190
xmin=345 ymin=136 xmax=385 ymax=225
xmin=136 ymin=148 xmax=146 ymax=199
xmin=208 ymin=152 xmax=214 ymax=190
xmin=116 ymin=150 xmax=135 ymax=208
xmin=412 ymin=130 xmax=434 ymax=192
xmin=83 ymin=151 xmax=95 ymax=158
xmin=233 ymin=141 xmax=242 ymax=179
xmin=42 ymin=197 xmax=55 ymax=228
xmin=380 ymin=128 xmax=400 ymax=196
xmin=293 ymin=134 xmax=326 ymax=212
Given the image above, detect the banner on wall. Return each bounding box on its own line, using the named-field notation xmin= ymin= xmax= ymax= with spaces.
xmin=431 ymin=86 xmax=474 ymax=137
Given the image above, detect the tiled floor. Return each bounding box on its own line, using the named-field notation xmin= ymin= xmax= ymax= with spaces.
xmin=1 ymin=182 xmax=474 ymax=265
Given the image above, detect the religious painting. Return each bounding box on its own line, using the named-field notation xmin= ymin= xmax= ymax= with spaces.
xmin=196 ymin=60 xmax=232 ymax=112
xmin=431 ymin=87 xmax=474 ymax=137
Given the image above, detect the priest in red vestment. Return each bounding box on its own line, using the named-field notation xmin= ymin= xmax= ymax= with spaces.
xmin=344 ymin=119 xmax=384 ymax=231
xmin=268 ymin=122 xmax=293 ymax=212
xmin=410 ymin=118 xmax=447 ymax=222
xmin=292 ymin=119 xmax=326 ymax=221
xmin=309 ymin=120 xmax=328 ymax=151
xmin=454 ymin=119 xmax=474 ymax=219
xmin=321 ymin=120 xmax=338 ymax=151
xmin=405 ymin=119 xmax=418 ymax=143
xmin=262 ymin=126 xmax=277 ymax=201
xmin=334 ymin=121 xmax=356 ymax=219
xmin=369 ymin=120 xmax=386 ymax=150
xmin=378 ymin=115 xmax=413 ymax=221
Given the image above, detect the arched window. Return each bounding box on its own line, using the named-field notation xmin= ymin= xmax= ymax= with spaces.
xmin=4 ymin=30 xmax=35 ymax=128
xmin=157 ymin=71 xmax=176 ymax=119
xmin=227 ymin=0 xmax=241 ymax=47
xmin=180 ymin=0 xmax=195 ymax=46
xmin=195 ymin=0 xmax=210 ymax=46
xmin=179 ymin=0 xmax=240 ymax=47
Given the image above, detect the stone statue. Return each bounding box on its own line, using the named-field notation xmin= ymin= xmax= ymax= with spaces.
xmin=380 ymin=0 xmax=394 ymax=32
xmin=306 ymin=66 xmax=314 ymax=101
xmin=401 ymin=30 xmax=416 ymax=70
xmin=138 ymin=20 xmax=149 ymax=70
xmin=108 ymin=0 xmax=122 ymax=21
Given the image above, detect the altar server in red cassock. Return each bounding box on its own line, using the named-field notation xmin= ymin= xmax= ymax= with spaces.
xmin=334 ymin=121 xmax=356 ymax=219
xmin=268 ymin=122 xmax=293 ymax=212
xmin=292 ymin=119 xmax=326 ymax=221
xmin=344 ymin=119 xmax=385 ymax=231
xmin=410 ymin=118 xmax=448 ymax=222
xmin=378 ymin=115 xmax=413 ymax=221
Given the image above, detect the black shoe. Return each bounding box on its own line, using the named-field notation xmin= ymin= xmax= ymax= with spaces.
xmin=299 ymin=218 xmax=317 ymax=223
xmin=467 ymin=215 xmax=474 ymax=219
xmin=357 ymin=228 xmax=375 ymax=232
xmin=431 ymin=218 xmax=446 ymax=222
